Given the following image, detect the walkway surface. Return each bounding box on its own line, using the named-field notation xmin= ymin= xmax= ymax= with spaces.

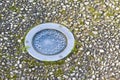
xmin=0 ymin=0 xmax=120 ymax=80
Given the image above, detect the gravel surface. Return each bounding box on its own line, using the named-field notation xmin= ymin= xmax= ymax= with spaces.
xmin=0 ymin=0 xmax=120 ymax=80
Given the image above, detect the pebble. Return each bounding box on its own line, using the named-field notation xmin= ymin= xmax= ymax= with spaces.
xmin=99 ymin=49 xmax=104 ymax=53
xmin=29 ymin=0 xmax=34 ymax=2
xmin=70 ymin=72 xmax=75 ymax=76
xmin=72 ymin=77 xmax=76 ymax=80
xmin=92 ymin=31 xmax=98 ymax=35
xmin=4 ymin=37 xmax=8 ymax=40
xmin=4 ymin=47 xmax=7 ymax=49
xmin=18 ymin=39 xmax=21 ymax=43
xmin=63 ymin=75 xmax=68 ymax=79
xmin=86 ymin=51 xmax=90 ymax=55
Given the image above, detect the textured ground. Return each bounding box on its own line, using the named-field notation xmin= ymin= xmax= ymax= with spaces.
xmin=0 ymin=0 xmax=120 ymax=80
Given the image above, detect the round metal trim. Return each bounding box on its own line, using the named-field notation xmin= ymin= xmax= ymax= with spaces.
xmin=25 ymin=23 xmax=75 ymax=61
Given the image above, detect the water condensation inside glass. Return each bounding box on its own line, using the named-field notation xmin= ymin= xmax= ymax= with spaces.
xmin=32 ymin=29 xmax=67 ymax=55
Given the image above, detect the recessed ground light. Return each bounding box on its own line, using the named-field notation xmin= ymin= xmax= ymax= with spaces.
xmin=25 ymin=23 xmax=75 ymax=61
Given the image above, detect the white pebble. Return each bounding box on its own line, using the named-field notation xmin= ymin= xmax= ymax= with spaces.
xmin=18 ymin=39 xmax=21 ymax=43
xmin=78 ymin=62 xmax=80 ymax=65
xmin=116 ymin=7 xmax=119 ymax=10
xmin=86 ymin=51 xmax=90 ymax=55
xmin=92 ymin=31 xmax=98 ymax=34
xmin=19 ymin=64 xmax=22 ymax=68
xmin=84 ymin=2 xmax=89 ymax=5
xmin=4 ymin=37 xmax=8 ymax=40
xmin=4 ymin=47 xmax=7 ymax=49
xmin=99 ymin=49 xmax=104 ymax=53
xmin=74 ymin=0 xmax=77 ymax=1
xmin=29 ymin=0 xmax=34 ymax=2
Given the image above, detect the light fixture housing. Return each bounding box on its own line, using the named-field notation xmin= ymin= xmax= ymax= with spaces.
xmin=25 ymin=23 xmax=75 ymax=61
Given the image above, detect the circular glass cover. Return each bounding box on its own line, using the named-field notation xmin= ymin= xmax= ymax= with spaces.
xmin=32 ymin=29 xmax=67 ymax=55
